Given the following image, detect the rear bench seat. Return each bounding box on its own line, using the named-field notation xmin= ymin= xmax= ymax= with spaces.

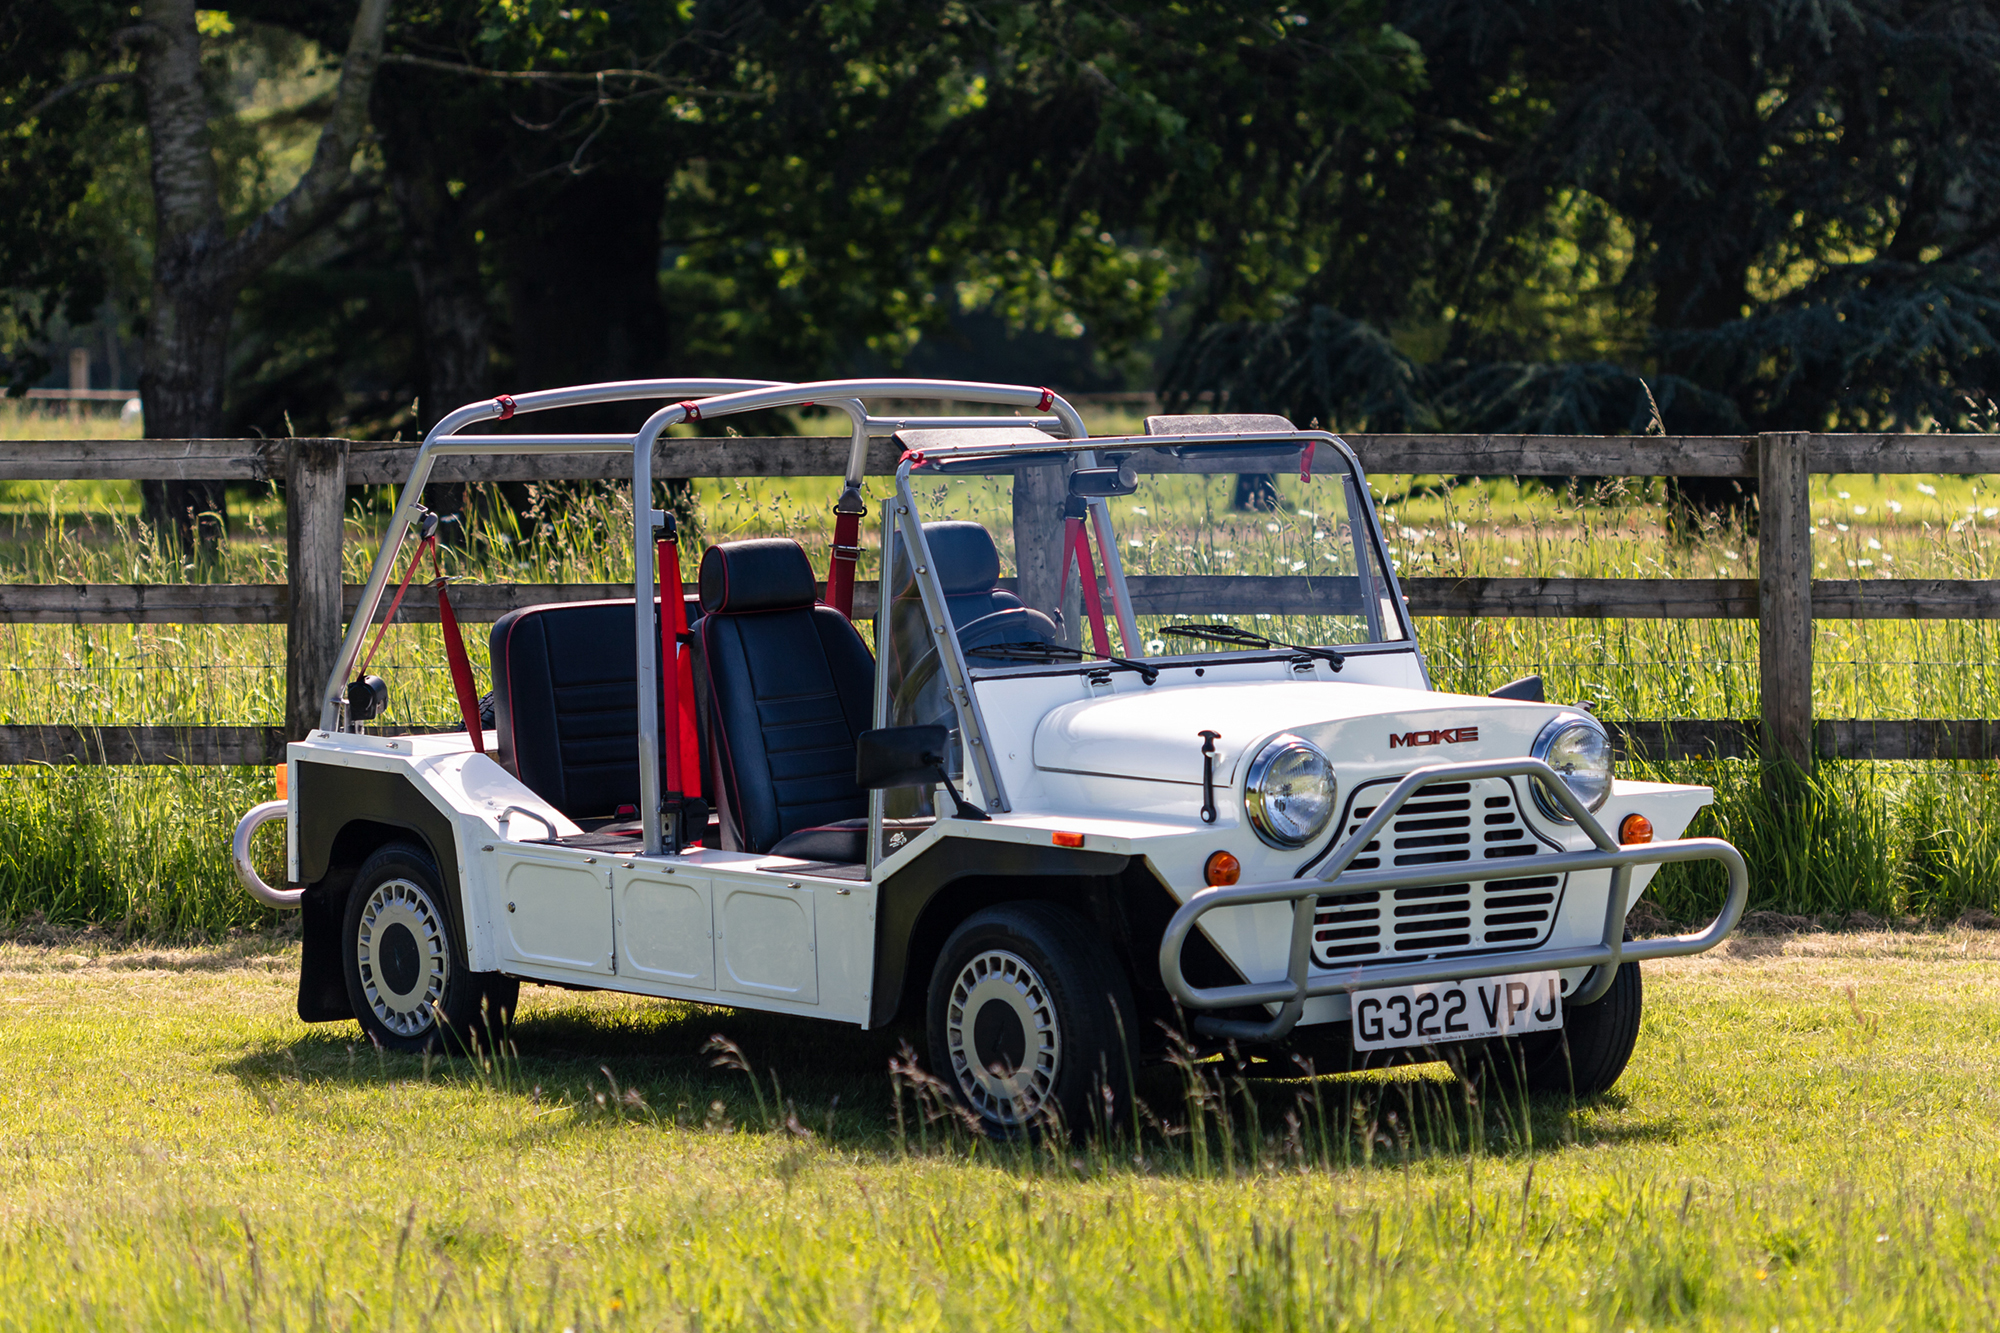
xmin=488 ymin=595 xmax=702 ymax=829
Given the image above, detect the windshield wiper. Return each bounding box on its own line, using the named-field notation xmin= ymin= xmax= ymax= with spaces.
xmin=1158 ymin=623 xmax=1346 ymax=671
xmin=965 ymin=640 xmax=1160 ymax=685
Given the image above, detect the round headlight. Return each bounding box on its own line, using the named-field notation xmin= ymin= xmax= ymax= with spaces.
xmin=1243 ymin=735 xmax=1336 ymax=848
xmin=1530 ymin=714 xmax=1613 ymax=820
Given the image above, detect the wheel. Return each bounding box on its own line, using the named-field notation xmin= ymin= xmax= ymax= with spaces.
xmin=1511 ymin=960 xmax=1643 ymax=1098
xmin=926 ymin=901 xmax=1136 ymax=1138
xmin=341 ymin=841 xmax=519 ymax=1054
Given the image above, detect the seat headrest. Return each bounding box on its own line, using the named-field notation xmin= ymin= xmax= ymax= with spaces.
xmin=699 ymin=539 xmax=817 ymax=614
xmin=892 ymin=521 xmax=1002 ymax=596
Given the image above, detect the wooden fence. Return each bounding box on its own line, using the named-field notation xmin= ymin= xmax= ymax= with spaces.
xmin=5 ymin=430 xmax=2000 ymax=768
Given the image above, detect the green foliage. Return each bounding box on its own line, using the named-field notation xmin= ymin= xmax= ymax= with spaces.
xmin=0 ymin=0 xmax=129 ymax=390
xmin=1167 ymin=1 xmax=2000 ymax=436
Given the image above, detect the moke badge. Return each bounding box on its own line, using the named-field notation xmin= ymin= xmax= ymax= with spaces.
xmin=1389 ymin=726 xmax=1478 ymax=749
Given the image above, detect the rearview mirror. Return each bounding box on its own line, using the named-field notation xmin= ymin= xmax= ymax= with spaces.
xmin=1068 ymin=461 xmax=1140 ymax=498
xmin=856 ymin=725 xmax=949 ymax=790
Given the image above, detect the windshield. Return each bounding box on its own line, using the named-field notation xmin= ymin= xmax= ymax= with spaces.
xmin=878 ymin=436 xmax=1407 ymax=733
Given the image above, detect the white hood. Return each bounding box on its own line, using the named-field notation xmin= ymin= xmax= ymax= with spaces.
xmin=1031 ymin=680 xmax=1567 ymax=786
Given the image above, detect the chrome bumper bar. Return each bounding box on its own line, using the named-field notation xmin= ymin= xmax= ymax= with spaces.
xmin=1157 ymin=757 xmax=1749 ymax=1042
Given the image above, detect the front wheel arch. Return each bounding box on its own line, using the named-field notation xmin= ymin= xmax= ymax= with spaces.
xmin=298 ymin=816 xmax=465 ymax=1024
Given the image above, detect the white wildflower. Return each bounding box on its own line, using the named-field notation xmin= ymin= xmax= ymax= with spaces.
xmin=1917 ymin=483 xmax=1937 ymax=496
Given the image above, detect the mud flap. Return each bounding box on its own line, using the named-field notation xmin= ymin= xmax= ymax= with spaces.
xmin=297 ymin=870 xmax=355 ymax=1023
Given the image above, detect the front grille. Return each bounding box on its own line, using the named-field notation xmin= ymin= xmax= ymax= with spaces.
xmin=1310 ymin=777 xmax=1565 ymax=967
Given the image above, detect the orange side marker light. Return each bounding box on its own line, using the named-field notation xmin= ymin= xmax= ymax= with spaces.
xmin=1618 ymin=813 xmax=1653 ymax=845
xmin=273 ymin=764 xmax=288 ymax=801
xmin=1051 ymin=831 xmax=1085 ymax=848
xmin=1205 ymin=851 xmax=1241 ymax=887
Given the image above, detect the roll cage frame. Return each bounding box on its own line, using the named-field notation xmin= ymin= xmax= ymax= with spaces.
xmin=325 ymin=377 xmax=1420 ymax=864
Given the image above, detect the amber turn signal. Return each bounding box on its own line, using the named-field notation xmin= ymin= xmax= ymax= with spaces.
xmin=273 ymin=764 xmax=288 ymax=800
xmin=1205 ymin=850 xmax=1241 ymax=887
xmin=1051 ymin=831 xmax=1085 ymax=848
xmin=1618 ymin=813 xmax=1653 ymax=845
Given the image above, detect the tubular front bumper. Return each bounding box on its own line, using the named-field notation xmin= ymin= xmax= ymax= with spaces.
xmin=1157 ymin=757 xmax=1749 ymax=1041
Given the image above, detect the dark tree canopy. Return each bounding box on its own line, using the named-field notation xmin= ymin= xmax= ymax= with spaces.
xmin=6 ymin=0 xmax=2000 ymax=460
xmin=1164 ymin=0 xmax=2000 ymax=438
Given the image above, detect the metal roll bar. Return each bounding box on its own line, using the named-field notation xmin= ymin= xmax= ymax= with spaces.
xmin=1158 ymin=756 xmax=1750 ymax=1041
xmin=320 ymin=378 xmax=788 ymax=733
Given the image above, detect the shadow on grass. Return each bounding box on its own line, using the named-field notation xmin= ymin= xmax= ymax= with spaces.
xmin=221 ymin=991 xmax=1687 ymax=1175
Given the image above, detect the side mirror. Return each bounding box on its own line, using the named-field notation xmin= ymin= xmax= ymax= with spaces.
xmin=855 ymin=725 xmax=991 ymax=821
xmin=348 ymin=675 xmax=388 ymax=722
xmin=1068 ymin=461 xmax=1140 ymax=498
xmin=1489 ymin=675 xmax=1545 ymax=703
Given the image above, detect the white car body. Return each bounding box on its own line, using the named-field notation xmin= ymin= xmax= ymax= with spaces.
xmin=244 ymin=376 xmax=1746 ymax=1069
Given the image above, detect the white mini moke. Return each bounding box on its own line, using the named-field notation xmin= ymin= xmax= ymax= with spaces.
xmin=233 ymin=377 xmax=1748 ymax=1133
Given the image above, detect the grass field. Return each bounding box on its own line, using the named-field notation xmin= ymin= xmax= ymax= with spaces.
xmin=8 ymin=401 xmax=2000 ymax=931
xmin=0 ymin=929 xmax=1995 ymax=1329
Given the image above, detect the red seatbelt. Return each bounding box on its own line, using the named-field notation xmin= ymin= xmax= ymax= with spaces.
xmin=1060 ymin=513 xmax=1114 ymax=658
xmin=432 ymin=546 xmax=485 ymax=755
xmin=826 ymin=508 xmax=861 ymax=617
xmin=353 ymin=525 xmax=485 ymax=751
xmin=355 ymin=533 xmax=436 ymax=682
xmin=656 ymin=535 xmax=701 ymax=800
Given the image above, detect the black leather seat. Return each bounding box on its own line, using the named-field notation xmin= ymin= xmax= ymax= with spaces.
xmin=489 ymin=595 xmax=703 ymax=825
xmin=695 ymin=538 xmax=876 ymax=854
xmin=882 ymin=521 xmax=1030 ymax=674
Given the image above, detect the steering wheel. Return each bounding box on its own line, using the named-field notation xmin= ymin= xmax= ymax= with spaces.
xmin=889 ymin=607 xmax=1064 ymax=726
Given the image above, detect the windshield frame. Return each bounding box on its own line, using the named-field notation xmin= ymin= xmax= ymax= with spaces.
xmin=886 ymin=428 xmax=1423 ymax=685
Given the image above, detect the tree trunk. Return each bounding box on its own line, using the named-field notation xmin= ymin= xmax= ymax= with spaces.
xmin=378 ymin=75 xmax=498 ymax=531
xmin=134 ymin=0 xmax=234 ymax=557
xmin=139 ymin=263 xmax=241 ymax=554
xmin=130 ymin=0 xmax=390 ymax=555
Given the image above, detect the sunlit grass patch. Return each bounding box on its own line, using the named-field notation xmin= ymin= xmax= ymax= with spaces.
xmin=0 ymin=935 xmax=1995 ymax=1328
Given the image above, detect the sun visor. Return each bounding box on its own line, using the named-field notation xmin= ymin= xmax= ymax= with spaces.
xmin=893 ymin=426 xmax=1072 ymax=473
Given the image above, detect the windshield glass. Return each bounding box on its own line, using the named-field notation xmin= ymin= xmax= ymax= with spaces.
xmin=878 ymin=438 xmax=1405 ymax=727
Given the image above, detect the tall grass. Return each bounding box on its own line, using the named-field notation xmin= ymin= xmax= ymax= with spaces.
xmin=5 ymin=937 xmax=2000 ymax=1328
xmin=5 ymin=397 xmax=2000 ymax=930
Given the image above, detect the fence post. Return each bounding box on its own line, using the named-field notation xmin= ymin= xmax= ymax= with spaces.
xmin=1757 ymin=431 xmax=1813 ymax=774
xmin=1012 ymin=459 xmax=1081 ymax=646
xmin=286 ymin=438 xmax=348 ymax=742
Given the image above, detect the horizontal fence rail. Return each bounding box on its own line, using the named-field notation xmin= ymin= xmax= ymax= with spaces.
xmin=11 ymin=431 xmax=2000 ymax=483
xmin=9 ymin=576 xmax=2000 ymax=624
xmin=6 ymin=430 xmax=2000 ymax=766
xmin=11 ymin=719 xmax=2000 ymax=768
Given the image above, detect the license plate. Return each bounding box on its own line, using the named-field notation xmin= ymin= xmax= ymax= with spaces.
xmin=1351 ymin=971 xmax=1563 ymax=1051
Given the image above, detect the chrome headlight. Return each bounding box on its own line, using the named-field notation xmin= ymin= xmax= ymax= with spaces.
xmin=1530 ymin=713 xmax=1613 ymax=821
xmin=1244 ymin=735 xmax=1337 ymax=848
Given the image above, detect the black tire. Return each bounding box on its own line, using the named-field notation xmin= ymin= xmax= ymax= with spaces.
xmin=1513 ymin=960 xmax=1643 ymax=1098
xmin=926 ymin=901 xmax=1137 ymax=1139
xmin=341 ymin=841 xmax=519 ymax=1054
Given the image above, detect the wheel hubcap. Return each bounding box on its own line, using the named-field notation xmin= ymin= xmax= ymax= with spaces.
xmin=945 ymin=948 xmax=1061 ymax=1125
xmin=356 ymin=877 xmax=449 ymax=1037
